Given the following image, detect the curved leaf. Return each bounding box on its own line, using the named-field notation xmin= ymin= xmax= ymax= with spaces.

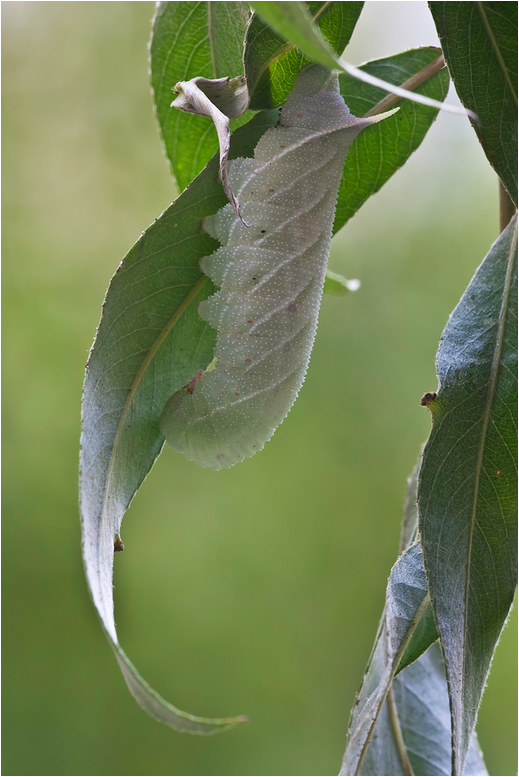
xmin=429 ymin=1 xmax=518 ymax=204
xmin=341 ymin=542 xmax=487 ymax=775
xmin=351 ymin=643 xmax=488 ymax=776
xmin=334 ymin=48 xmax=449 ymax=233
xmin=418 ymin=216 xmax=518 ymax=774
xmin=342 ymin=542 xmax=436 ymax=775
xmin=150 ymin=1 xmax=252 ymax=191
xmin=79 ymin=110 xmax=278 ymax=732
xmin=248 ymin=1 xmax=472 ymax=117
xmin=248 ymin=1 xmax=338 ymax=69
xmin=399 ymin=458 xmax=420 ymax=553
xmin=396 ymin=460 xmax=438 ymax=676
xmin=245 ymin=1 xmax=363 ymax=109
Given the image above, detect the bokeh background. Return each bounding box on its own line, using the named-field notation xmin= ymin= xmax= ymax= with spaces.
xmin=3 ymin=2 xmax=517 ymax=775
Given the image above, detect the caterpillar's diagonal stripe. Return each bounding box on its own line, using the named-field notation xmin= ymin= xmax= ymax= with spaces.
xmin=161 ymin=65 xmax=395 ymax=469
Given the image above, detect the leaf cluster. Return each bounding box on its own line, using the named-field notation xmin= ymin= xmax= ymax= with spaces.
xmin=80 ymin=3 xmax=517 ymax=774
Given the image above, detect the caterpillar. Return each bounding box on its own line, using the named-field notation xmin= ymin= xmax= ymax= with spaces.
xmin=161 ymin=65 xmax=395 ymax=470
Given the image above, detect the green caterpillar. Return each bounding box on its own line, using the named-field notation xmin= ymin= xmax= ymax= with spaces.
xmin=161 ymin=65 xmax=395 ymax=470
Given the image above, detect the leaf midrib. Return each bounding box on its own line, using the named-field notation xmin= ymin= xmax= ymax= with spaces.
xmin=458 ymin=218 xmax=518 ymax=769
xmin=250 ymin=1 xmax=333 ymax=86
xmin=355 ymin=592 xmax=432 ymax=775
xmin=387 ymin=686 xmax=415 ymax=776
xmin=207 ymin=1 xmax=218 ymax=78
xmin=95 ymin=273 xmax=209 ymax=629
xmin=476 ymin=1 xmax=518 ymax=107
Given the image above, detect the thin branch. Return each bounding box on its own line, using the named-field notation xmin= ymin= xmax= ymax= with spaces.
xmin=341 ymin=55 xmax=476 ymax=120
xmin=364 ymin=55 xmax=446 ymax=118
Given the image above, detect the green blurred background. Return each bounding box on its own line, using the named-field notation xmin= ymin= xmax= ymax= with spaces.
xmin=3 ymin=2 xmax=516 ymax=775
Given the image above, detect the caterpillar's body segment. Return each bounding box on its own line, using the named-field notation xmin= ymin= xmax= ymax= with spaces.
xmin=161 ymin=66 xmax=395 ymax=469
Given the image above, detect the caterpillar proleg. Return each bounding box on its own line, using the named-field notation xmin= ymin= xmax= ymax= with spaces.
xmin=161 ymin=65 xmax=396 ymax=469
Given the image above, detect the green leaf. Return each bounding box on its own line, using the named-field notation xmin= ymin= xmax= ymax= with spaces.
xmin=418 ymin=216 xmax=518 ymax=774
xmin=245 ymin=1 xmax=363 ymax=109
xmin=79 ymin=110 xmax=278 ymax=733
xmin=248 ymin=1 xmax=470 ymax=117
xmin=395 ymin=460 xmax=439 ymax=677
xmin=150 ymin=1 xmax=253 ymax=191
xmin=248 ymin=1 xmax=339 ymax=71
xmin=429 ymin=2 xmax=518 ymax=204
xmin=334 ymin=48 xmax=449 ymax=233
xmin=394 ymin=598 xmax=438 ymax=678
xmin=342 ymin=542 xmax=436 ymax=775
xmin=347 ymin=643 xmax=488 ymax=776
xmin=399 ymin=458 xmax=420 ymax=553
xmin=341 ymin=541 xmax=486 ymax=775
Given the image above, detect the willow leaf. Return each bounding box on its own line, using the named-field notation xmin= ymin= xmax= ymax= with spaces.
xmin=245 ymin=0 xmax=362 ymax=109
xmin=79 ymin=110 xmax=277 ymax=733
xmin=334 ymin=47 xmax=449 ymax=233
xmin=342 ymin=542 xmax=435 ymax=775
xmin=418 ymin=216 xmax=518 ymax=774
xmin=249 ymin=0 xmax=472 ymax=117
xmin=429 ymin=1 xmax=518 ymax=204
xmin=352 ymin=643 xmax=487 ymax=776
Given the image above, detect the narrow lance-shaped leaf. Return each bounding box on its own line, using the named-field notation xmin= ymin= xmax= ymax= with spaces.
xmin=396 ymin=461 xmax=438 ymax=675
xmin=353 ymin=643 xmax=488 ymax=777
xmin=418 ymin=216 xmax=518 ymax=774
xmin=341 ymin=542 xmax=435 ymax=775
xmin=79 ymin=110 xmax=278 ymax=733
xmin=248 ymin=0 xmax=475 ymax=118
xmin=245 ymin=0 xmax=363 ymax=110
xmin=248 ymin=1 xmax=339 ymax=69
xmin=80 ymin=51 xmax=445 ymax=725
xmin=341 ymin=541 xmax=486 ymax=776
xmin=150 ymin=1 xmax=252 ymax=192
xmin=341 ymin=467 xmax=487 ymax=775
xmin=429 ymin=1 xmax=518 ymax=205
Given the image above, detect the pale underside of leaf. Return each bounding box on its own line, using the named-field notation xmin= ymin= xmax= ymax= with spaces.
xmin=80 ymin=111 xmax=282 ymax=733
xmin=80 ymin=276 xmax=246 ymax=733
xmin=341 ymin=542 xmax=433 ymax=775
xmin=354 ymin=642 xmax=488 ymax=776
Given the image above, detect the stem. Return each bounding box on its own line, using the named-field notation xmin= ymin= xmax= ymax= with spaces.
xmin=499 ymin=179 xmax=516 ymax=233
xmin=341 ymin=54 xmax=475 ymax=119
xmin=364 ymin=55 xmax=446 ymax=118
xmin=388 ymin=685 xmax=415 ymax=776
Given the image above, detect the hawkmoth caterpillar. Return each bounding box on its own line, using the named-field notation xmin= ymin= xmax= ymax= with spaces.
xmin=161 ymin=65 xmax=395 ymax=470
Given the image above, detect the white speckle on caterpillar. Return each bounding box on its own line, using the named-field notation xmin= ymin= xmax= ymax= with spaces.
xmin=160 ymin=65 xmax=396 ymax=469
